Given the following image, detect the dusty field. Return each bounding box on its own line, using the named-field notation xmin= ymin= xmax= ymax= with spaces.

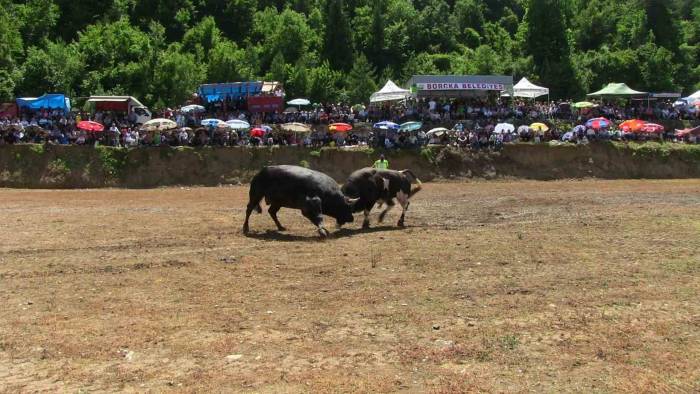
xmin=1 ymin=180 xmax=699 ymax=393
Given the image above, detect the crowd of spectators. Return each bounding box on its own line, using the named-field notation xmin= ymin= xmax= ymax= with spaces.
xmin=1 ymin=96 xmax=697 ymax=149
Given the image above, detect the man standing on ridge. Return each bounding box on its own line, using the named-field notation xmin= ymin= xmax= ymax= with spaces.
xmin=373 ymin=154 xmax=389 ymax=170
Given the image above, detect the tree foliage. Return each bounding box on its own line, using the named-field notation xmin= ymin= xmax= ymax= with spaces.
xmin=0 ymin=0 xmax=697 ymax=107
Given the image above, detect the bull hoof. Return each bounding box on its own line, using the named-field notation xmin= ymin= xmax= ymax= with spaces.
xmin=242 ymin=226 xmax=249 ymax=234
xmin=277 ymin=226 xmax=287 ymax=232
xmin=362 ymin=221 xmax=370 ymax=229
xmin=397 ymin=220 xmax=405 ymax=227
xmin=318 ymin=228 xmax=330 ymax=237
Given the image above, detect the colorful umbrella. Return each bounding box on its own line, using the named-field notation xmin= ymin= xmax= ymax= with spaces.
xmin=530 ymin=122 xmax=549 ymax=132
xmin=329 ymin=123 xmax=353 ymax=133
xmin=225 ymin=119 xmax=250 ymax=130
xmin=373 ymin=121 xmax=399 ymax=130
xmin=585 ymin=117 xmax=611 ymax=130
xmin=250 ymin=127 xmax=265 ymax=138
xmin=77 ymin=120 xmax=104 ymax=132
xmin=640 ymin=123 xmax=664 ymax=133
xmin=399 ymin=121 xmax=422 ymax=132
xmin=619 ymin=119 xmax=645 ymax=132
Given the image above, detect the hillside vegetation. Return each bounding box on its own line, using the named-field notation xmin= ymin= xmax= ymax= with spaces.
xmin=0 ymin=0 xmax=698 ymax=107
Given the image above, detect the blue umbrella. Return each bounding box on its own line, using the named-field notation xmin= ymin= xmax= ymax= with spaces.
xmin=201 ymin=118 xmax=222 ymax=127
xmin=399 ymin=121 xmax=422 ymax=132
xmin=572 ymin=125 xmax=586 ymax=133
xmin=373 ymin=121 xmax=400 ymax=130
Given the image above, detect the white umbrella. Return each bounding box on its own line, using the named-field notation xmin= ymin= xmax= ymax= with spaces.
xmin=181 ymin=104 xmax=205 ymax=113
xmin=201 ymin=118 xmax=223 ymax=127
xmin=287 ymin=98 xmax=310 ymax=106
xmin=426 ymin=127 xmax=449 ymax=137
xmin=141 ymin=118 xmax=177 ymax=132
xmin=494 ymin=123 xmax=515 ymax=134
xmin=225 ymin=119 xmax=250 ymax=130
xmin=280 ymin=122 xmax=311 ymax=133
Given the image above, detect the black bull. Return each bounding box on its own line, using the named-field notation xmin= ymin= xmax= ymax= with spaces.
xmin=243 ymin=165 xmax=358 ymax=237
xmin=242 ymin=166 xmax=421 ymax=236
xmin=341 ymin=168 xmax=422 ymax=228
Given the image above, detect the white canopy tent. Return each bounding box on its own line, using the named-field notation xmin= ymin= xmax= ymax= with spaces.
xmin=501 ymin=77 xmax=549 ymax=99
xmin=370 ymin=80 xmax=411 ymax=103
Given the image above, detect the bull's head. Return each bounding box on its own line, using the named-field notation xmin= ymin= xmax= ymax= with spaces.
xmin=336 ymin=196 xmax=360 ymax=227
xmin=344 ymin=196 xmax=360 ymax=207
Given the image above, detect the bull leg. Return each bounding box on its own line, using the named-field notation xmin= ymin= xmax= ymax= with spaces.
xmin=243 ymin=200 xmax=263 ymax=234
xmin=268 ymin=205 xmax=286 ymax=231
xmin=396 ymin=190 xmax=409 ymax=227
xmin=362 ymin=202 xmax=375 ymax=229
xmin=377 ymin=199 xmax=395 ymax=223
xmin=302 ymin=196 xmax=329 ymax=237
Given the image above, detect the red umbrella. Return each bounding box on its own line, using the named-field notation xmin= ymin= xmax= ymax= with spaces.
xmin=77 ymin=121 xmax=104 ymax=132
xmin=640 ymin=123 xmax=664 ymax=133
xmin=329 ymin=123 xmax=353 ymax=133
xmin=619 ymin=119 xmax=644 ymax=132
xmin=250 ymin=127 xmax=265 ymax=138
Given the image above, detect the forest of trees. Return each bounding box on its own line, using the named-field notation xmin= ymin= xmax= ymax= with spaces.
xmin=1 ymin=0 xmax=698 ymax=108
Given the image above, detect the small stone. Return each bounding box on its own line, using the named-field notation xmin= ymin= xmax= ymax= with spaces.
xmin=432 ymin=324 xmax=440 ymax=330
xmin=26 ymin=301 xmax=34 ymax=305
xmin=434 ymin=339 xmax=454 ymax=349
xmin=226 ymin=354 xmax=243 ymax=362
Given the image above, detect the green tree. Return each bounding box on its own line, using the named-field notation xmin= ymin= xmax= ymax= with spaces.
xmin=345 ymin=54 xmax=377 ymax=103
xmin=207 ymin=39 xmax=256 ymax=82
xmin=323 ymin=0 xmax=354 ymax=71
xmin=15 ymin=0 xmax=61 ymax=45
xmin=182 ymin=16 xmax=221 ymax=59
xmin=151 ymin=44 xmax=205 ymax=107
xmin=525 ymin=0 xmax=579 ymax=98
xmin=267 ymin=51 xmax=287 ymax=82
xmin=19 ymin=41 xmax=83 ymax=96
xmin=308 ymin=61 xmax=341 ymax=102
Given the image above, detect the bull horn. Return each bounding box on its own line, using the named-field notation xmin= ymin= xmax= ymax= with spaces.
xmin=345 ymin=197 xmax=360 ymax=205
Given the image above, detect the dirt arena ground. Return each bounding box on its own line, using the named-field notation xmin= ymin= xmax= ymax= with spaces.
xmin=1 ymin=179 xmax=699 ymax=393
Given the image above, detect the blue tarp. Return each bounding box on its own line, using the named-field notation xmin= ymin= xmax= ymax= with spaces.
xmin=16 ymin=94 xmax=71 ymax=112
xmin=198 ymin=82 xmax=263 ymax=102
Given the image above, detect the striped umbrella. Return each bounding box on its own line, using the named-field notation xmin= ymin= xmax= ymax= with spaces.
xmin=640 ymin=123 xmax=664 ymax=133
xmin=585 ymin=117 xmax=611 ymax=130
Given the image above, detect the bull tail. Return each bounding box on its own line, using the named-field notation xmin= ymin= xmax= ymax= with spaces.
xmin=401 ymin=169 xmax=422 ymax=197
